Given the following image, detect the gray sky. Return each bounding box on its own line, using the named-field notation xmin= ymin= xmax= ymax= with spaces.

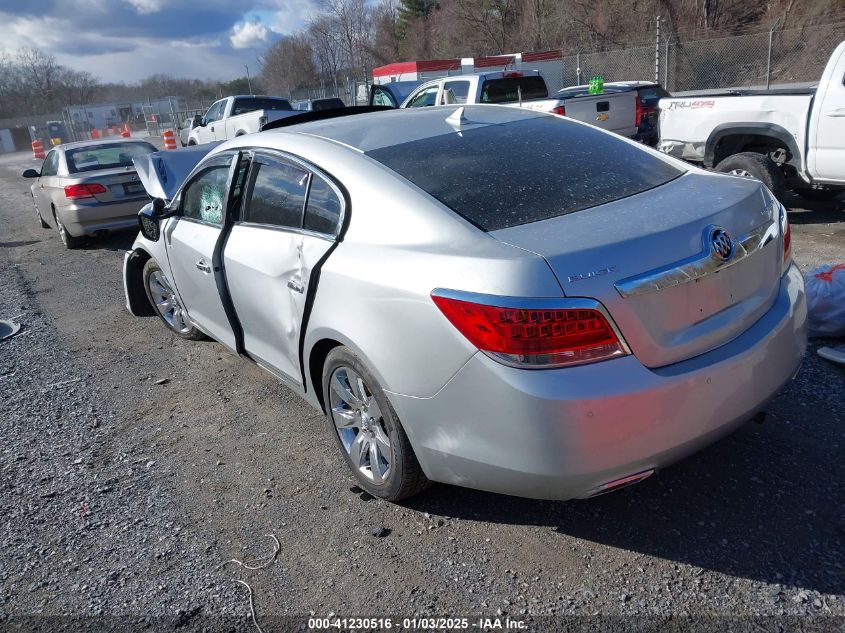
xmin=0 ymin=0 xmax=321 ymax=82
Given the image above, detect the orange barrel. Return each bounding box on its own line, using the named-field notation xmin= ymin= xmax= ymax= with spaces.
xmin=31 ymin=140 xmax=45 ymax=160
xmin=91 ymin=128 xmax=100 ymax=139
xmin=162 ymin=129 xmax=177 ymax=150
xmin=111 ymin=125 xmax=119 ymax=135
xmin=121 ymin=123 xmax=130 ymax=138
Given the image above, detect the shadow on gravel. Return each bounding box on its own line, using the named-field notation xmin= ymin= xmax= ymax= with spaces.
xmin=404 ymin=364 xmax=844 ymax=594
xmin=77 ymin=231 xmax=136 ymax=252
xmin=0 ymin=239 xmax=40 ymax=248
xmin=786 ymin=194 xmax=844 ymax=224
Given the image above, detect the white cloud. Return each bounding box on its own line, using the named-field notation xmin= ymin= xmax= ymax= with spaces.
xmin=126 ymin=0 xmax=165 ymax=14
xmin=230 ymin=20 xmax=268 ymax=49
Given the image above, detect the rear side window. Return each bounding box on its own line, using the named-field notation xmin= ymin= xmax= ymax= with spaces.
xmin=367 ymin=116 xmax=682 ymax=232
xmin=442 ymin=81 xmax=470 ymax=104
xmin=243 ymin=158 xmax=309 ymax=228
xmin=304 ymin=175 xmax=343 ymax=235
xmin=232 ymin=97 xmax=293 ymax=115
xmin=481 ymin=76 xmax=548 ymax=103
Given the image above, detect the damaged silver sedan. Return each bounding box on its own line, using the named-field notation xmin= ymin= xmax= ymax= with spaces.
xmin=123 ymin=106 xmax=807 ymax=501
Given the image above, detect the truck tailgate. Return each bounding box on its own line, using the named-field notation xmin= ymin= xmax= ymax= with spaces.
xmin=563 ymin=91 xmax=637 ymax=137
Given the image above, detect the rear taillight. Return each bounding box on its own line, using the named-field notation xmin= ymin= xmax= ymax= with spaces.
xmin=64 ymin=183 xmax=106 ymax=199
xmin=781 ymin=208 xmax=792 ymax=269
xmin=552 ymin=105 xmax=566 ymax=116
xmin=431 ymin=291 xmax=629 ymax=368
xmin=635 ymin=100 xmax=654 ymax=127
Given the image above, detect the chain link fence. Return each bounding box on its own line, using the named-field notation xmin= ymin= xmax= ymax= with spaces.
xmin=546 ymin=20 xmax=845 ymax=94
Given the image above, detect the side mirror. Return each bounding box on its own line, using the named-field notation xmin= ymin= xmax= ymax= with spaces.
xmin=138 ymin=198 xmax=171 ymax=242
xmin=193 ymin=114 xmax=203 ymax=127
xmin=21 ymin=168 xmax=40 ymax=179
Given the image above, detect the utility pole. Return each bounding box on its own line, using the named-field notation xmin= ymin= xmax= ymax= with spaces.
xmin=244 ymin=65 xmax=253 ymax=95
xmin=655 ymin=16 xmax=661 ymax=83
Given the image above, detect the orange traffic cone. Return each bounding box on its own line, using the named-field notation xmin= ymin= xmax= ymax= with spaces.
xmin=162 ymin=130 xmax=177 ymax=150
xmin=121 ymin=123 xmax=131 ymax=138
xmin=31 ymin=139 xmax=45 ymax=160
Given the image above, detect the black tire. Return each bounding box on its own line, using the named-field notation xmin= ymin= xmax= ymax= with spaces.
xmin=53 ymin=209 xmax=83 ymax=249
xmin=715 ymin=152 xmax=786 ymax=202
xmin=142 ymin=258 xmax=205 ymax=340
xmin=322 ymin=346 xmax=430 ymax=501
xmin=187 ymin=139 xmax=197 ymax=146
xmin=36 ymin=206 xmax=50 ymax=229
xmin=794 ymin=188 xmax=842 ymax=202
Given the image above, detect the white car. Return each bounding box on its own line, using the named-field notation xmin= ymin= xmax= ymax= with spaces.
xmin=658 ymin=40 xmax=845 ymax=201
xmin=188 ymin=95 xmax=299 ymax=145
xmin=402 ymin=71 xmax=638 ymax=138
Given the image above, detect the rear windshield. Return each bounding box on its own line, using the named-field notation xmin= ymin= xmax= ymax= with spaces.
xmin=232 ymin=97 xmax=293 ymax=115
xmin=480 ymin=76 xmax=548 ymax=103
xmin=366 ymin=116 xmax=682 ymax=232
xmin=66 ymin=142 xmax=156 ymax=174
xmin=312 ymin=98 xmax=345 ymax=111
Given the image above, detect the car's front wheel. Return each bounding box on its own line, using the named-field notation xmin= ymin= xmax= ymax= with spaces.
xmin=142 ymin=258 xmax=205 ymax=340
xmin=323 ymin=346 xmax=429 ymax=501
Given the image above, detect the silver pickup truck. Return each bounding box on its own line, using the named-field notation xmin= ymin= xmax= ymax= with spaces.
xmin=400 ymin=71 xmax=638 ymax=138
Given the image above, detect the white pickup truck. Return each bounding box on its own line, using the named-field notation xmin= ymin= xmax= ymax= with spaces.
xmin=188 ymin=95 xmax=299 ymax=145
xmin=658 ymin=40 xmax=845 ymax=201
xmin=400 ymin=71 xmax=638 ymax=138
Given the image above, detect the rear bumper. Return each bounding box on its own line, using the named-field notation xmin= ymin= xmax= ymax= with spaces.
xmin=389 ymin=264 xmax=807 ymax=500
xmin=57 ymin=198 xmax=146 ymax=236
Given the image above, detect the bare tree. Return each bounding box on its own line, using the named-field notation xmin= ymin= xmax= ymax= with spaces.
xmin=260 ymin=34 xmax=318 ymax=97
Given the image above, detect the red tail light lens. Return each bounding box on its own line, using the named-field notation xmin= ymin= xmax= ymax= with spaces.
xmin=781 ymin=209 xmax=792 ymax=265
xmin=431 ymin=292 xmax=629 ymax=368
xmin=635 ymin=101 xmax=655 ymax=127
xmin=64 ymin=183 xmax=107 ymax=199
xmin=552 ymin=105 xmax=566 ymax=116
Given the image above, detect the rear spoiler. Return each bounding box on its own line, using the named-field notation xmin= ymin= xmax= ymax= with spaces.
xmin=261 ymin=106 xmax=393 ymax=131
xmin=133 ymin=142 xmax=222 ymax=201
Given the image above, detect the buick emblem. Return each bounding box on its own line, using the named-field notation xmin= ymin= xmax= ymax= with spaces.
xmin=709 ymin=227 xmax=734 ymax=262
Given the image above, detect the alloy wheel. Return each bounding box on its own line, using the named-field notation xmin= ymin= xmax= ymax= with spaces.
xmin=728 ymin=168 xmax=754 ymax=179
xmin=329 ymin=366 xmax=392 ymax=484
xmin=148 ymin=270 xmax=192 ymax=334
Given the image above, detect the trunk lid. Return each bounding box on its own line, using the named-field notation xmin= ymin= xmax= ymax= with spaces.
xmin=67 ymin=167 xmax=147 ymax=203
xmin=133 ymin=142 xmax=222 ymax=201
xmin=491 ymin=172 xmax=782 ymax=368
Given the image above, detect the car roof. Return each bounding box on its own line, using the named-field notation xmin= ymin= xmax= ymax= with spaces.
xmin=267 ymin=104 xmax=550 ymax=153
xmin=55 ymin=138 xmax=155 ymax=151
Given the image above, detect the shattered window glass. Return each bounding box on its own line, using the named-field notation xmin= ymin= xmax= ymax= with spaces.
xmin=182 ymin=165 xmax=229 ymax=225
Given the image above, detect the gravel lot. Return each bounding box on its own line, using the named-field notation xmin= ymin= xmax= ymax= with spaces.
xmin=0 ymin=148 xmax=843 ymax=632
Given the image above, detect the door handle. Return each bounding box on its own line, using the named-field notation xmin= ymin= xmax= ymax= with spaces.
xmin=287 ymin=280 xmax=305 ymax=294
xmin=195 ymin=259 xmax=212 ymax=273
xmin=825 ymin=108 xmax=845 ymax=117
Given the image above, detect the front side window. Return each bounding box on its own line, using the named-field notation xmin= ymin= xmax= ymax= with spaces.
xmin=181 ymin=165 xmax=230 ymax=225
xmin=242 ymin=158 xmax=309 ymax=228
xmin=441 ymin=81 xmax=470 ymax=105
xmin=204 ymin=101 xmax=224 ymax=124
xmin=405 ymin=86 xmax=439 ymax=108
xmin=304 ymin=175 xmax=343 ymax=235
xmin=41 ymin=151 xmax=59 ymax=176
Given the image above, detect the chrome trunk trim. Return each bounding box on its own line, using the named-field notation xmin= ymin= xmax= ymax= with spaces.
xmin=614 ymin=219 xmax=778 ymax=298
